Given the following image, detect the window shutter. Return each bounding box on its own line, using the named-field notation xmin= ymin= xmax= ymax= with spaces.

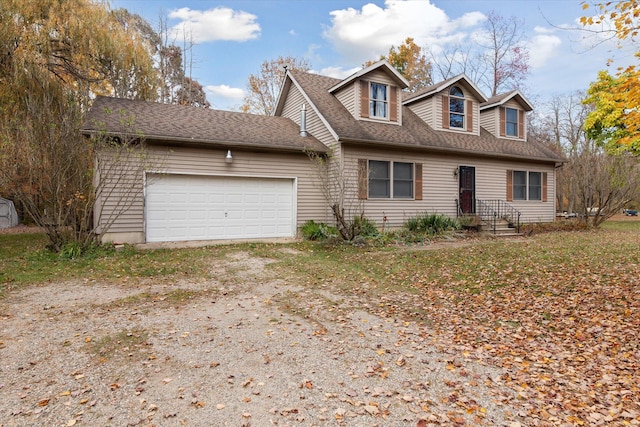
xmin=542 ymin=172 xmax=548 ymax=202
xmin=499 ymin=107 xmax=506 ymax=137
xmin=441 ymin=95 xmax=449 ymax=129
xmin=518 ymin=110 xmax=525 ymax=139
xmin=506 ymin=170 xmax=513 ymax=201
xmin=466 ymin=99 xmax=473 ymax=132
xmin=415 ymin=163 xmax=423 ymax=200
xmin=360 ymin=80 xmax=369 ymax=119
xmin=358 ymin=159 xmax=368 ymax=200
xmin=389 ymin=86 xmax=398 ymax=122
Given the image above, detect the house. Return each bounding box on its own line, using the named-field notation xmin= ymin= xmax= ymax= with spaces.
xmin=81 ymin=60 xmax=564 ymax=244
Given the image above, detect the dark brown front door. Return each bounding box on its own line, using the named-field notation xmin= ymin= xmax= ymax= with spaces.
xmin=459 ymin=166 xmax=475 ymax=214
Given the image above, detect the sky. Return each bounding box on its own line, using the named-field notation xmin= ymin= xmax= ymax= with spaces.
xmin=111 ymin=0 xmax=636 ymax=112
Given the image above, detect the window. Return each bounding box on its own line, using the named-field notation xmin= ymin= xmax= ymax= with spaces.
xmin=506 ymin=107 xmax=518 ymax=137
xmin=369 ymin=160 xmax=390 ymax=198
xmin=449 ymin=86 xmax=465 ymax=129
xmin=370 ymin=83 xmax=388 ymax=118
xmin=529 ymin=172 xmax=542 ymax=200
xmin=510 ymin=170 xmax=544 ymax=201
xmin=513 ymin=171 xmax=527 ymax=200
xmin=393 ymin=162 xmax=414 ymax=198
xmin=368 ymin=160 xmax=414 ymax=199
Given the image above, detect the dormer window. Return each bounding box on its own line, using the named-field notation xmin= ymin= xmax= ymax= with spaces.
xmin=506 ymin=107 xmax=518 ymax=137
xmin=449 ymin=86 xmax=465 ymax=129
xmin=370 ymin=83 xmax=388 ymax=119
xmin=499 ymin=106 xmax=525 ymax=139
xmin=359 ymin=80 xmax=398 ymax=122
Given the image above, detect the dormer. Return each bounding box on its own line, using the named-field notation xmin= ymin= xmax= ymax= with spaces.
xmin=328 ymin=60 xmax=409 ymax=124
xmin=402 ymin=74 xmax=487 ymax=136
xmin=480 ymin=91 xmax=533 ymax=141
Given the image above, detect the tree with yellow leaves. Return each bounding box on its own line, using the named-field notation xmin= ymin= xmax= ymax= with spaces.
xmin=365 ymin=38 xmax=433 ymax=92
xmin=581 ymin=1 xmax=640 ymax=153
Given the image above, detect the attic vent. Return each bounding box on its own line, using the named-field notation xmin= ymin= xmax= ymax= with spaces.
xmin=300 ymin=104 xmax=308 ymax=137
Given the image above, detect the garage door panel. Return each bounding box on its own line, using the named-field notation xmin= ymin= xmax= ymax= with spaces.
xmin=146 ymin=174 xmax=294 ymax=242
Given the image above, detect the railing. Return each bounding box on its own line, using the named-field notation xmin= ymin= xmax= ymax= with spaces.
xmin=476 ymin=199 xmax=521 ymax=234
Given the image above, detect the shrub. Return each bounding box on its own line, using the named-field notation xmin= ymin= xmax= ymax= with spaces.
xmin=404 ymin=213 xmax=461 ymax=235
xmin=354 ymin=216 xmax=379 ymax=238
xmin=300 ymin=220 xmax=337 ymax=241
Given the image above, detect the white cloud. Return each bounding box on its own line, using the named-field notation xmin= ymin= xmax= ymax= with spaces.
xmin=527 ymin=33 xmax=562 ymax=68
xmin=205 ymin=84 xmax=244 ymax=100
xmin=169 ymin=7 xmax=260 ymax=43
xmin=323 ymin=0 xmax=485 ymax=64
xmin=315 ymin=66 xmax=361 ymax=79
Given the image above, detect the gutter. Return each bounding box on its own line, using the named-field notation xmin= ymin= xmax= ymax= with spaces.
xmin=338 ymin=137 xmax=564 ymax=164
xmin=80 ymin=129 xmax=329 ymax=155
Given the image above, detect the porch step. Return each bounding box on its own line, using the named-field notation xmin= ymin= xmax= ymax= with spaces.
xmin=478 ymin=220 xmax=522 ymax=237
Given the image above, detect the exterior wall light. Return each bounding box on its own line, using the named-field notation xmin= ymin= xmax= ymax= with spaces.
xmin=225 ymin=150 xmax=233 ymax=163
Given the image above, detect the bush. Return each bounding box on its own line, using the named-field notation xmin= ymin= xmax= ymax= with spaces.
xmin=300 ymin=220 xmax=337 ymax=241
xmin=354 ymin=216 xmax=379 ymax=238
xmin=404 ymin=213 xmax=461 ymax=234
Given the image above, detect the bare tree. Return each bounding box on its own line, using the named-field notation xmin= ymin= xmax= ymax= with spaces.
xmin=528 ymin=91 xmax=640 ymax=224
xmin=88 ymin=111 xmax=166 ymax=244
xmin=306 ymin=150 xmax=365 ymax=241
xmin=571 ymin=151 xmax=640 ymax=226
xmin=429 ymin=11 xmax=530 ymax=96
xmin=241 ymin=56 xmax=311 ymax=115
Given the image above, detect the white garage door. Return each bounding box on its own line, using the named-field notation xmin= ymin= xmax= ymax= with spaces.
xmin=146 ymin=174 xmax=295 ymax=242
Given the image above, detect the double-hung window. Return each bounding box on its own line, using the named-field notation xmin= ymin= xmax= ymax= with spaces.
xmin=368 ymin=160 xmax=414 ymax=199
xmin=528 ymin=172 xmax=542 ymax=201
xmin=511 ymin=170 xmax=543 ymax=201
xmin=513 ymin=171 xmax=527 ymax=200
xmin=506 ymin=107 xmax=518 ymax=137
xmin=449 ymin=86 xmax=465 ymax=129
xmin=370 ymin=83 xmax=388 ymax=119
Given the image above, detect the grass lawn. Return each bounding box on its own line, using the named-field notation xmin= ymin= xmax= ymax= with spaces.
xmin=1 ymin=221 xmax=639 ymax=424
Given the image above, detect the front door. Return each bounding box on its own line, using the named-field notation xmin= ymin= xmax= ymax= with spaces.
xmin=459 ymin=166 xmax=475 ymax=214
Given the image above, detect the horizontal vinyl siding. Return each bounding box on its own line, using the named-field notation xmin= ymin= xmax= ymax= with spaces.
xmin=334 ymin=85 xmax=356 ymax=118
xmin=98 ymin=145 xmax=330 ymax=240
xmin=407 ymin=98 xmax=433 ymax=128
xmin=508 ymin=165 xmax=556 ymax=223
xmin=343 ymin=146 xmax=556 ymax=228
xmin=480 ymin=107 xmax=496 ymax=136
xmin=280 ymin=84 xmax=337 ymax=153
xmin=94 ymin=149 xmax=148 ymax=235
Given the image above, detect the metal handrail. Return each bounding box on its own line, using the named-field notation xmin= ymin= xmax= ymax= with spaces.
xmin=475 ymin=199 xmax=521 ymax=234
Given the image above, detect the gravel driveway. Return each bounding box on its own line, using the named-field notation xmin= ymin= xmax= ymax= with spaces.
xmin=1 ymin=249 xmax=520 ymax=427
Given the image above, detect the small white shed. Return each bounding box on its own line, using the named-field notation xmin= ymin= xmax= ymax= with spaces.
xmin=0 ymin=197 xmax=18 ymax=229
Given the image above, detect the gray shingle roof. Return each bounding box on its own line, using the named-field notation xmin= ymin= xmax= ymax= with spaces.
xmin=81 ymin=96 xmax=328 ymax=154
xmin=289 ymin=70 xmax=563 ymax=163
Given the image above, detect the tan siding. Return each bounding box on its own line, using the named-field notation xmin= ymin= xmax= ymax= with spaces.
xmin=342 ymin=146 xmax=557 ymax=228
xmin=334 ymin=84 xmax=357 ymax=117
xmin=280 ymin=84 xmax=337 ymax=153
xmin=98 ymin=145 xmax=330 ymax=243
xmin=366 ymin=69 xmax=397 ymax=85
xmin=480 ymin=107 xmax=497 ymax=136
xmin=407 ymin=97 xmax=433 ymax=126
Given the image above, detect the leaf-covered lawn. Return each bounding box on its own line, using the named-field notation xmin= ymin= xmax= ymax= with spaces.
xmin=2 ymin=224 xmax=638 ymax=425
xmin=273 ymin=228 xmax=640 ymax=426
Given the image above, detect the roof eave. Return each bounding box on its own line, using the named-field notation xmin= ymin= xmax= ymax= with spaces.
xmin=338 ymin=137 xmax=563 ymax=163
xmin=81 ymin=129 xmax=328 ymax=154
